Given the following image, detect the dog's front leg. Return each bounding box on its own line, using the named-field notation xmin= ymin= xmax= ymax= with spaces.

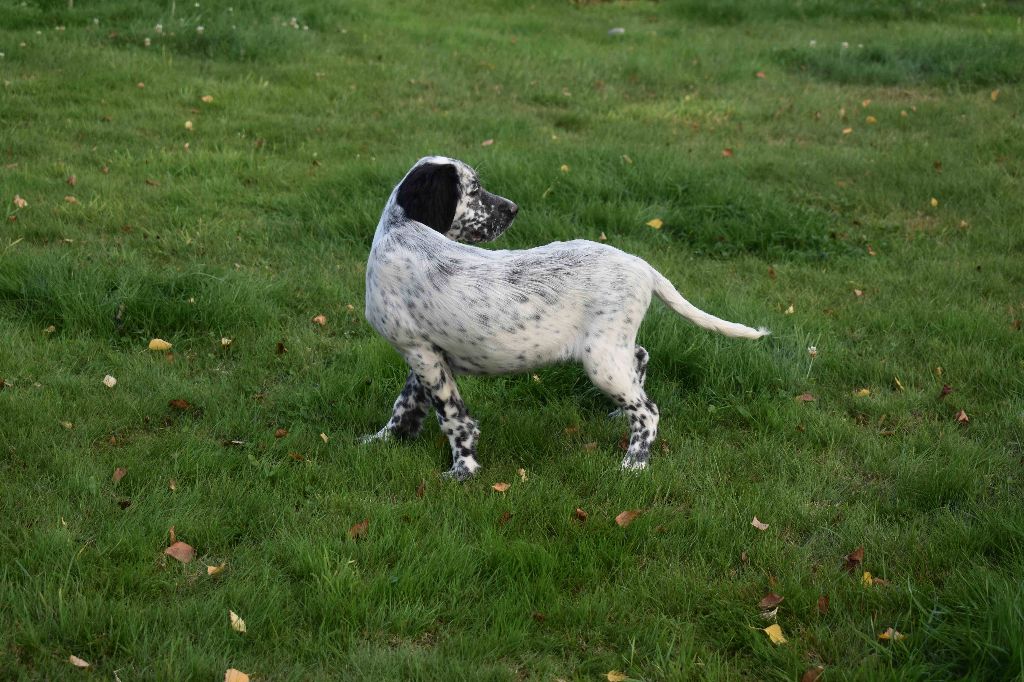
xmin=405 ymin=348 xmax=481 ymax=481
xmin=361 ymin=370 xmax=431 ymax=443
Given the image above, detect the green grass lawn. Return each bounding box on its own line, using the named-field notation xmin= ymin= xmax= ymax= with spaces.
xmin=2 ymin=0 xmax=1024 ymax=679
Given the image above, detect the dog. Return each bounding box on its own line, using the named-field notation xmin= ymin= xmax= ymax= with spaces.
xmin=363 ymin=156 xmax=769 ymax=480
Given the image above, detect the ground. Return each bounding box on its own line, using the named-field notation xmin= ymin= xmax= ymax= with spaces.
xmin=1 ymin=0 xmax=1023 ymax=680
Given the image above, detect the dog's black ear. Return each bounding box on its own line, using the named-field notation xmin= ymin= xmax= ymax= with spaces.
xmin=395 ymin=162 xmax=460 ymax=234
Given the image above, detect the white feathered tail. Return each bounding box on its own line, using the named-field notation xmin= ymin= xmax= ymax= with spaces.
xmin=651 ymin=269 xmax=770 ymax=340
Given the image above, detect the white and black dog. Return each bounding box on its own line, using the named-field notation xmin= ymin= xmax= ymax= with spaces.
xmin=363 ymin=156 xmax=768 ymax=480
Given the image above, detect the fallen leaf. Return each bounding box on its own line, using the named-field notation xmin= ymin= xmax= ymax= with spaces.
xmin=615 ymin=509 xmax=641 ymax=527
xmin=13 ymin=195 xmax=27 ymax=208
xmin=60 ymin=421 xmax=73 ymax=430
xmin=817 ymin=594 xmax=829 ymax=615
xmin=559 ymin=164 xmax=570 ymax=173
xmin=573 ymin=507 xmax=588 ymax=522
xmin=878 ymin=627 xmax=906 ymax=641
xmin=148 ymin=338 xmax=172 ymax=351
xmin=225 ymin=670 xmax=249 ymax=682
xmin=762 ymin=623 xmax=787 ymax=644
xmin=312 ymin=314 xmax=327 ymax=326
xmin=103 ymin=374 xmax=117 ymax=388
xmin=991 ymin=89 xmax=1000 ymax=102
xmin=622 ymin=154 xmax=633 ymax=164
xmin=767 ymin=266 xmax=776 ymax=279
xmin=498 ymin=510 xmax=511 ymax=526
xmin=645 ymin=218 xmax=663 ymax=229
xmin=866 ymin=115 xmax=877 ymax=124
xmin=64 ymin=195 xmax=79 ymax=204
xmin=201 ymin=95 xmax=214 ymax=103
xmin=168 ymin=398 xmax=191 ymax=410
xmin=740 ymin=550 xmax=749 ymax=564
xmin=757 ymin=593 xmax=784 ymax=609
xmin=842 ymin=127 xmax=853 ymax=135
xmin=795 ymin=392 xmax=816 ymax=403
xmin=44 ymin=325 xmax=57 ymax=334
xmin=939 ymin=384 xmax=953 ymax=399
xmin=855 ymin=388 xmax=871 ymax=397
xmin=866 ymin=243 xmax=877 ymax=256
xmin=168 ymin=478 xmax=177 ymax=491
xmin=751 ymin=516 xmax=769 ymax=531
xmin=934 ymin=160 xmax=944 ymax=173
xmin=853 ymin=288 xmax=864 ymax=297
xmin=68 ymin=655 xmax=90 ymax=668
xmin=348 ymin=518 xmax=369 ymax=540
xmin=801 ymin=666 xmax=825 ymax=682
xmin=137 ymin=81 xmax=145 ymax=88
xmin=229 ymin=610 xmax=246 ymax=633
xmin=207 ymin=562 xmax=226 ymax=576
xmin=112 ymin=467 xmax=127 ymax=483
xmin=760 ymin=606 xmax=779 ymax=620
xmin=842 ymin=545 xmax=864 ymax=572
xmin=606 ymin=672 xmax=628 ymax=682
xmin=517 ymin=468 xmax=528 ymax=482
xmin=954 ymin=409 xmax=969 ymax=424
xmin=165 ymin=541 xmax=196 ymax=563
xmin=67 ymin=175 xmax=77 ymax=187
xmin=531 ymin=611 xmax=545 ymax=622
xmin=755 ymin=70 xmax=766 ymax=79
xmin=598 ymin=231 xmax=607 ymax=241
xmin=862 ymin=571 xmax=873 ymax=587
xmin=784 ymin=304 xmax=795 ymax=315
xmin=721 ymin=148 xmax=734 ymax=158
xmin=320 ymin=432 xmax=329 ymax=443
xmin=145 ymin=178 xmax=160 ymax=186
xmin=287 ymin=451 xmax=304 ymax=462
xmin=481 ymin=138 xmax=494 ymax=147
xmin=415 ymin=480 xmax=425 ymax=498
xmin=872 ymin=576 xmax=890 ymax=586
xmin=491 ymin=482 xmax=510 ymax=493
xmin=220 ymin=337 xmax=233 ymax=348
xmin=582 ymin=442 xmax=598 ymax=451
xmin=101 ymin=165 xmax=110 ymax=174
xmin=892 ymin=376 xmax=904 ymax=392
xmin=184 ymin=120 xmax=193 ymax=130
xmin=274 ymin=428 xmax=288 ymax=438
xmin=930 ymin=197 xmax=939 ymax=208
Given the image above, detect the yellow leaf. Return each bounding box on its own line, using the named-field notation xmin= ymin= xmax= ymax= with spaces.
xmin=784 ymin=305 xmax=795 ymax=315
xmin=148 ymin=338 xmax=172 ymax=351
xmin=865 ymin=116 xmax=877 ymax=124
xmin=225 ymin=669 xmax=250 ymax=682
xmin=207 ymin=562 xmax=226 ymax=576
xmin=184 ymin=120 xmax=193 ymax=130
xmin=855 ymin=388 xmax=871 ymax=397
xmin=615 ymin=509 xmax=642 ymax=527
xmin=201 ymin=95 xmax=214 ymax=103
xmin=991 ymin=89 xmax=1000 ymax=102
xmin=862 ymin=571 xmax=873 ymax=587
xmin=646 ymin=218 xmax=663 ymax=230
xmin=606 ymin=672 xmax=628 ymax=682
xmin=560 ymin=164 xmax=570 ymax=173
xmin=763 ymin=623 xmax=787 ymax=644
xmin=229 ymin=610 xmax=246 ymax=633
xmin=878 ymin=627 xmax=906 ymax=641
xmin=930 ymin=197 xmax=939 ymax=208
xmin=842 ymin=127 xmax=853 ymax=135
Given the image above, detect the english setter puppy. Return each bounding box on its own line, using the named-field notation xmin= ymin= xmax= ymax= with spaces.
xmin=364 ymin=156 xmax=768 ymax=480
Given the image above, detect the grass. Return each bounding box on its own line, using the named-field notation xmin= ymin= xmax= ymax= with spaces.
xmin=1 ymin=0 xmax=1023 ymax=679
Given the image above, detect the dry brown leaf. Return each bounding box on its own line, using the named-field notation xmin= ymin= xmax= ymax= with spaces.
xmin=817 ymin=594 xmax=829 ymax=615
xmin=939 ymin=384 xmax=953 ymax=399
xmin=491 ymin=482 xmax=510 ymax=493
xmin=645 ymin=218 xmax=663 ymax=229
xmin=64 ymin=195 xmax=79 ymax=204
xmin=276 ymin=340 xmax=287 ymax=355
xmin=229 ymin=609 xmax=246 ymax=633
xmin=207 ymin=562 xmax=226 ymax=576
xmin=67 ymin=174 xmax=78 ymax=187
xmin=274 ymin=428 xmax=288 ymax=438
xmin=842 ymin=127 xmax=853 ymax=135
xmin=68 ymin=654 xmax=90 ymax=668
xmin=148 ymin=338 xmax=172 ymax=351
xmin=169 ymin=478 xmax=177 ymax=491
xmin=320 ymin=432 xmax=329 ymax=443
xmin=795 ymin=392 xmax=816 ymax=403
xmin=287 ymin=451 xmax=304 ymax=462
xmin=168 ymin=398 xmax=191 ymax=410
xmin=722 ymin=148 xmax=734 ymax=158
xmin=348 ymin=518 xmax=369 ymax=540
xmin=481 ymin=138 xmax=494 ymax=147
xmin=991 ymin=89 xmax=1000 ymax=102
xmin=201 ymin=95 xmax=214 ymax=103
xmin=853 ymin=288 xmax=864 ymax=297
xmin=866 ymin=243 xmax=877 ymax=256
xmin=169 ymin=526 xmax=176 ymax=543
xmin=145 ymin=178 xmax=160 ymax=186
xmin=573 ymin=507 xmax=588 ymax=523
xmin=225 ymin=670 xmax=249 ymax=682
xmin=762 ymin=623 xmax=787 ymax=644
xmin=615 ymin=509 xmax=641 ymax=527
xmin=866 ymin=115 xmax=877 ymax=124
xmin=842 ymin=545 xmax=864 ymax=572
xmin=312 ymin=314 xmax=327 ymax=326
xmin=751 ymin=516 xmax=769 ymax=531
xmin=740 ymin=550 xmax=749 ymax=564
xmin=606 ymin=672 xmax=628 ymax=682
xmin=415 ymin=480 xmax=425 ymax=498
xmin=757 ymin=593 xmax=784 ymax=610
xmin=498 ymin=511 xmax=511 ymax=526
xmin=954 ymin=409 xmax=969 ymax=424
xmin=165 ymin=541 xmax=195 ymax=563
xmin=855 ymin=388 xmax=871 ymax=397
xmin=221 ymin=337 xmax=233 ymax=348
xmin=878 ymin=627 xmax=906 ymax=641
xmin=112 ymin=467 xmax=126 ymax=483
xmin=13 ymin=194 xmax=28 ymax=208
xmin=582 ymin=442 xmax=598 ymax=451
xmin=517 ymin=468 xmax=527 ymax=482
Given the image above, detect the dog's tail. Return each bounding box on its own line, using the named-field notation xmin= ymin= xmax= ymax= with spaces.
xmin=650 ymin=268 xmax=770 ymax=340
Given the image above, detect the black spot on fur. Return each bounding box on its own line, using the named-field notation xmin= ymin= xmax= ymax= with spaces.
xmin=396 ymin=162 xmax=460 ymax=233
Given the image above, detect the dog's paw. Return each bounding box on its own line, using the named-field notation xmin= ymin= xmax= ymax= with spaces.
xmin=620 ymin=455 xmax=649 ymax=471
xmin=359 ymin=428 xmax=393 ymax=444
xmin=441 ymin=455 xmax=480 ymax=482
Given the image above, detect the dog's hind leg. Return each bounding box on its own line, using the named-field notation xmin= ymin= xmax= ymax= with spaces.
xmin=403 ymin=347 xmax=482 ymax=481
xmin=585 ymin=345 xmax=659 ymax=470
xmin=608 ymin=345 xmax=649 ymax=419
xmin=361 ymin=370 xmax=431 ymax=443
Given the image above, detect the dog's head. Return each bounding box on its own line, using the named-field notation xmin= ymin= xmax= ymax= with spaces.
xmin=394 ymin=156 xmax=518 ymax=243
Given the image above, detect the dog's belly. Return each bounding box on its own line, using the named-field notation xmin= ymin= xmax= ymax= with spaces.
xmin=437 ymin=324 xmax=582 ymax=375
